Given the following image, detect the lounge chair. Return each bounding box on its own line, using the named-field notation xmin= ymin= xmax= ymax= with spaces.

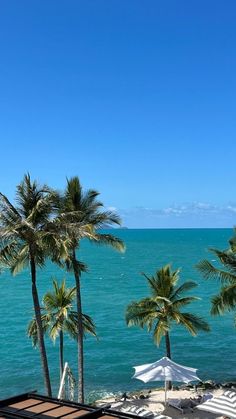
xmin=189 ymin=392 xmax=213 ymax=408
xmin=168 ymin=398 xmax=194 ymax=413
xmin=201 ymin=392 xmax=213 ymax=402
xmin=168 ymin=393 xmax=214 ymax=414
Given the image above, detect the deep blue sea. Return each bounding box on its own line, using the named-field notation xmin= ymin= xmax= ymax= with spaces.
xmin=0 ymin=229 xmax=235 ymax=402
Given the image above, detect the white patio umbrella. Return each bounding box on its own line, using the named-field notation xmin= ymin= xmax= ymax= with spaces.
xmin=197 ymin=390 xmax=236 ymax=418
xmin=133 ymin=356 xmax=200 ymax=405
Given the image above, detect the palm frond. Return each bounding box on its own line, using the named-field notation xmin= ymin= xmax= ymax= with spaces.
xmin=0 ymin=192 xmax=21 ymax=218
xmin=142 ymin=265 xmax=179 ymax=298
xmin=210 ymin=248 xmax=236 ymax=273
xmin=10 ymin=246 xmax=30 ymax=275
xmin=27 ymin=314 xmax=51 ymax=347
xmin=171 ymin=281 xmax=198 ymax=301
xmin=153 ymin=319 xmax=169 ymax=345
xmin=67 ymin=312 xmax=97 ymax=339
xmin=92 ymin=233 xmax=125 ymax=252
xmin=211 ymin=285 xmax=236 ymax=315
xmin=126 ymin=299 xmax=162 ymax=330
xmin=49 ymin=317 xmax=64 ymax=341
xmin=171 ymin=296 xmax=200 ymax=309
xmin=81 ymin=313 xmax=97 ymax=338
xmin=197 ymin=260 xmax=236 ymax=283
xmin=174 ymin=312 xmax=210 ymax=335
xmin=210 ymin=295 xmax=226 ymax=316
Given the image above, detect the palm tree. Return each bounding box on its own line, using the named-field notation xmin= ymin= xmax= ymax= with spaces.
xmin=197 ymin=232 xmax=236 ymax=321
xmin=0 ymin=174 xmax=69 ymax=396
xmin=28 ymin=278 xmax=97 ymax=379
xmin=57 ymin=176 xmax=125 ymax=402
xmin=126 ymin=264 xmax=210 ymax=360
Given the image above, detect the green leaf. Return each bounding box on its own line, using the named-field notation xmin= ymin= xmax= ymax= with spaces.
xmin=126 ymin=264 xmax=210 ymax=352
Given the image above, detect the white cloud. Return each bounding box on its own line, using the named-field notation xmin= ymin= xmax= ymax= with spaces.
xmin=118 ymin=202 xmax=236 ymax=228
xmin=159 ymin=202 xmax=218 ymax=216
xmin=226 ymin=205 xmax=236 ymax=213
xmin=195 ymin=202 xmax=212 ymax=210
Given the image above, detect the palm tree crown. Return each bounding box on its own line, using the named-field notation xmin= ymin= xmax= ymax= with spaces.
xmin=0 ymin=175 xmax=52 ymax=270
xmin=126 ymin=264 xmax=210 ymax=358
xmin=0 ymin=174 xmax=71 ymax=270
xmin=197 ymin=232 xmax=236 ymax=321
xmin=59 ymin=176 xmax=125 ymax=251
xmin=28 ymin=278 xmax=96 ymax=378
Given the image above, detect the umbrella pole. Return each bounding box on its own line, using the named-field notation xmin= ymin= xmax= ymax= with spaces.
xmin=165 ymin=379 xmax=167 ymax=406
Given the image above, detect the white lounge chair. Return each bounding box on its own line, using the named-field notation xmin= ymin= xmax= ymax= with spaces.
xmin=168 ymin=393 xmax=214 ymax=414
xmin=168 ymin=398 xmax=184 ymax=413
xmin=168 ymin=397 xmax=194 ymax=413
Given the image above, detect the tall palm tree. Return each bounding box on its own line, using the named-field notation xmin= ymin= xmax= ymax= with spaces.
xmin=28 ymin=278 xmax=97 ymax=379
xmin=126 ymin=264 xmax=210 ymax=360
xmin=57 ymin=176 xmax=125 ymax=402
xmin=0 ymin=174 xmax=69 ymax=396
xmin=197 ymin=232 xmax=236 ymax=321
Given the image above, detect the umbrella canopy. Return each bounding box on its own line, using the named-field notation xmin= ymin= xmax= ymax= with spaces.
xmin=197 ymin=390 xmax=236 ymax=419
xmin=133 ymin=356 xmax=200 ymax=383
xmin=133 ymin=357 xmax=200 ymax=405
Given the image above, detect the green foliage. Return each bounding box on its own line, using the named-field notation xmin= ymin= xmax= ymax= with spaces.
xmin=28 ymin=278 xmax=97 ymax=346
xmin=56 ymin=176 xmax=125 ymax=262
xmin=0 ymin=173 xmax=125 ymax=274
xmin=197 ymin=232 xmax=236 ymax=322
xmin=0 ymin=174 xmax=71 ymax=273
xmin=126 ymin=264 xmax=210 ymax=348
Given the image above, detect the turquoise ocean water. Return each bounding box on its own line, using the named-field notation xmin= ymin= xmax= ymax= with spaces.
xmin=0 ymin=229 xmax=235 ymax=402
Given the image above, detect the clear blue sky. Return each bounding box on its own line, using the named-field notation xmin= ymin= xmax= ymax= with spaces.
xmin=0 ymin=1 xmax=236 ymax=227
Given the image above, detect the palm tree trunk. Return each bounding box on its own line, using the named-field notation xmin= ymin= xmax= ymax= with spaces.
xmin=72 ymin=249 xmax=84 ymax=403
xmin=59 ymin=330 xmax=65 ymax=399
xmin=59 ymin=330 xmax=64 ymax=379
xmin=165 ymin=332 xmax=172 ymax=390
xmin=30 ymin=254 xmax=52 ymax=397
xmin=165 ymin=332 xmax=171 ymax=359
